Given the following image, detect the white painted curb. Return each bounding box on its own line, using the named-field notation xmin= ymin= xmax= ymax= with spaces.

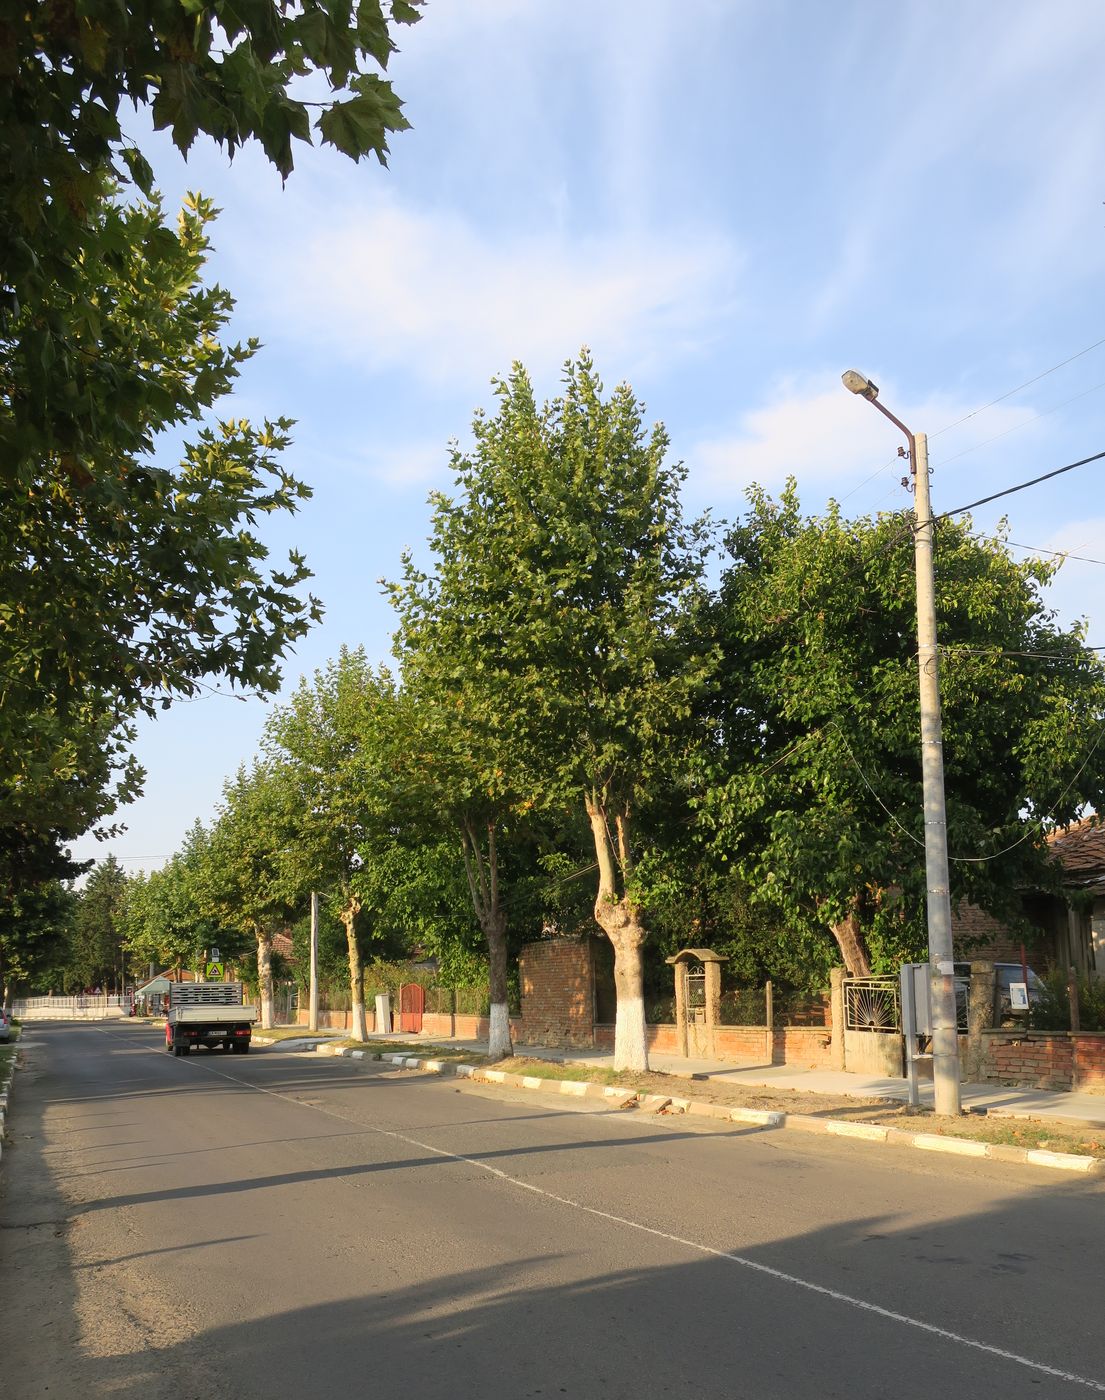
xmin=285 ymin=1042 xmax=1104 ymax=1180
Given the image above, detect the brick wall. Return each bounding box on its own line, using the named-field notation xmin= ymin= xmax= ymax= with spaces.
xmin=979 ymin=1031 xmax=1105 ymax=1093
xmin=953 ymin=902 xmax=1028 ymax=964
xmin=1075 ymin=1034 xmax=1105 ymax=1090
xmin=591 ymin=1023 xmax=834 ymax=1068
xmin=517 ymin=939 xmax=597 ymax=1048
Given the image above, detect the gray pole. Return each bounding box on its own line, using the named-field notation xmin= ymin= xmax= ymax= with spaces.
xmin=910 ymin=432 xmax=962 ymax=1116
xmin=309 ymin=891 xmax=320 ymax=1033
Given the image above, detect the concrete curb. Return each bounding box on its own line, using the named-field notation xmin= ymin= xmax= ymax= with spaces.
xmin=0 ymin=1046 xmax=18 ymax=1168
xmin=310 ymin=1044 xmax=1105 ymax=1178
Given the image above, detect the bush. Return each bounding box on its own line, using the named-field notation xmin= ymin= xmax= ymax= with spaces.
xmin=1027 ymin=970 xmax=1105 ymax=1033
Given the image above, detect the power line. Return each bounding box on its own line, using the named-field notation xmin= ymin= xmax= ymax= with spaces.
xmin=937 ymin=450 xmax=1105 ymax=522
xmin=831 ymin=707 xmax=1105 ymax=865
xmin=839 ymin=335 xmax=1105 ymax=507
xmin=940 ymin=644 xmax=1105 ymax=659
xmin=1005 ymin=541 xmax=1105 ymax=567
xmin=931 ymin=378 xmax=1105 ymax=470
xmin=929 ymin=335 xmax=1105 ymax=440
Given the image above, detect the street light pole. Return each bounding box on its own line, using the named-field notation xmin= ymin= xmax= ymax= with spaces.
xmin=842 ymin=371 xmax=962 ymax=1116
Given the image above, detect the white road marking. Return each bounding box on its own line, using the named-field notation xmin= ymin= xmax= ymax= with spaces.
xmin=101 ymin=1028 xmax=1105 ymax=1393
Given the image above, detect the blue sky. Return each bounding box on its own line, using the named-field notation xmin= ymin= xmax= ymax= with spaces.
xmin=77 ymin=0 xmax=1105 ymax=874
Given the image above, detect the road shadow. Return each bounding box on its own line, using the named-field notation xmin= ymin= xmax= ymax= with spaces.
xmin=5 ymin=1024 xmax=1105 ymax=1400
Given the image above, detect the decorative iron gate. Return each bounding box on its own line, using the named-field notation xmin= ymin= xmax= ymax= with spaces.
xmin=844 ymin=976 xmax=901 ymax=1033
xmin=399 ymin=982 xmax=424 ymax=1033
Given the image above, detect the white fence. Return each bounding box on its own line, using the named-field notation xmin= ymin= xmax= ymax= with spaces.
xmin=13 ymin=995 xmax=128 ymax=1021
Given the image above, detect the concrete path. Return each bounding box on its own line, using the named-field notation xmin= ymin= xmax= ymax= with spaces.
xmin=276 ymin=1025 xmax=1105 ymax=1128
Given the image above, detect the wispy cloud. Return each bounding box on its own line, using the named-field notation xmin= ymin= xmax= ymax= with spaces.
xmin=1031 ymin=517 xmax=1105 ymax=637
xmin=270 ymin=195 xmax=740 ymax=387
xmin=691 ymin=374 xmax=1037 ymax=503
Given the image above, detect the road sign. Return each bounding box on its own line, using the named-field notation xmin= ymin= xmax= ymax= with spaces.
xmin=205 ymin=961 xmax=224 ymax=981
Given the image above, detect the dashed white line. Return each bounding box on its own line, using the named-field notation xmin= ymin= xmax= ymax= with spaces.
xmin=157 ymin=1041 xmax=1105 ymax=1394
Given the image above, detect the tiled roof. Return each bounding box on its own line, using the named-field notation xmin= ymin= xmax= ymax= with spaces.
xmin=1047 ymin=817 xmax=1105 ymax=880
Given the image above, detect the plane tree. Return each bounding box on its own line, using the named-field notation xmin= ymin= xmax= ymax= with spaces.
xmin=699 ymin=485 xmax=1105 ymax=975
xmin=199 ymin=761 xmax=301 ymax=1027
xmin=389 ymin=354 xmax=714 ymax=1069
xmin=262 ymin=647 xmax=411 ymax=1041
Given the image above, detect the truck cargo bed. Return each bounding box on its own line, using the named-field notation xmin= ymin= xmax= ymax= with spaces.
xmin=170 ymin=1005 xmax=258 ymax=1025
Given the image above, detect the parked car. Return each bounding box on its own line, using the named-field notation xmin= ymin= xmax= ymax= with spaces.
xmin=0 ymin=1007 xmax=12 ymax=1042
xmin=953 ymin=962 xmax=1045 ymax=1028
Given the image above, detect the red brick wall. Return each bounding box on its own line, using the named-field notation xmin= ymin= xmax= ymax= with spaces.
xmin=1074 ymin=1034 xmax=1105 ymax=1092
xmin=590 ymin=1023 xmax=834 ymax=1068
xmin=953 ymin=903 xmax=1028 ymax=964
xmin=517 ymin=939 xmax=596 ymax=1048
xmin=978 ymin=1031 xmax=1105 ymax=1092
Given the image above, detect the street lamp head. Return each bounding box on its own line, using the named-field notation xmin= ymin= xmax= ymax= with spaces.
xmin=842 ymin=369 xmax=879 ymax=402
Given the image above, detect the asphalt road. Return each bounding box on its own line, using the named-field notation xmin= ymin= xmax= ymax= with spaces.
xmin=2 ymin=1022 xmax=1104 ymax=1400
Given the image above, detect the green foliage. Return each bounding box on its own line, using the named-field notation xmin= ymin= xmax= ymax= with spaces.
xmin=635 ymin=850 xmax=836 ymax=991
xmin=699 ymin=484 xmax=1105 ymax=968
xmin=123 ymin=821 xmax=246 ymax=972
xmin=262 ymin=647 xmax=403 ymax=927
xmin=2 ymin=0 xmax=419 ymax=470
xmin=69 ymin=854 xmax=128 ymax=990
xmin=288 ymin=906 xmax=349 ymax=994
xmin=0 ymin=699 xmax=142 ymax=899
xmin=3 ymin=0 xmax=418 ymax=946
xmin=200 ymin=761 xmax=302 ymax=940
xmin=1 ymin=193 xmax=321 ymax=903
xmin=391 ymin=351 xmax=714 ymax=815
xmin=2 ymin=193 xmax=321 ymax=718
xmin=0 ymin=879 xmax=77 ymax=993
xmin=1028 ymin=970 xmax=1105 ymax=1033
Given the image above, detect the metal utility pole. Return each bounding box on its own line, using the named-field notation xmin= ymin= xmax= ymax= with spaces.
xmin=842 ymin=371 xmax=962 ymax=1116
xmin=309 ymin=891 xmax=320 ymax=1033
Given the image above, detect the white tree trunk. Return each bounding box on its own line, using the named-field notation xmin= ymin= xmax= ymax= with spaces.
xmin=586 ymin=798 xmax=649 ymax=1072
xmin=256 ymin=933 xmax=275 ymax=1030
xmin=460 ymin=819 xmax=513 ymax=1059
xmin=611 ymin=936 xmax=648 ymax=1072
xmin=488 ymin=1000 xmax=512 ymax=1059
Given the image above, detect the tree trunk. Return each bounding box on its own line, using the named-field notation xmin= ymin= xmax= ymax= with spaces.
xmin=460 ymin=819 xmax=513 ymax=1059
xmin=486 ymin=912 xmax=512 ymax=1060
xmin=256 ymin=931 xmax=275 ymax=1029
xmin=340 ymin=899 xmax=367 ymax=1042
xmin=829 ymin=906 xmax=871 ymax=978
xmin=586 ymin=795 xmax=649 ymax=1071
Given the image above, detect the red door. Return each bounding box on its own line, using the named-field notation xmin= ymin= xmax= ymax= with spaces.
xmin=399 ymin=983 xmax=424 ymax=1033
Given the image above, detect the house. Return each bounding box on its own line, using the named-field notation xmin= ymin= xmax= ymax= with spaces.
xmin=954 ymin=818 xmax=1105 ymax=978
xmin=1029 ymin=819 xmax=1105 ymax=977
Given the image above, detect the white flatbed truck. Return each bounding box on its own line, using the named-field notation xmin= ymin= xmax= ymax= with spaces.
xmin=165 ymin=981 xmax=257 ymax=1056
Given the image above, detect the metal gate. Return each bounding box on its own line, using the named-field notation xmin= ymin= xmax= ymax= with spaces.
xmin=843 ymin=976 xmax=901 ymax=1032
xmin=399 ymin=982 xmax=424 ymax=1033
xmin=842 ymin=974 xmax=904 ymax=1076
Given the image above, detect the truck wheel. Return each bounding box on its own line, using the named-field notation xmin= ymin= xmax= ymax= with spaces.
xmin=180 ymin=1044 xmax=190 ymax=1056
xmin=173 ymin=1043 xmax=183 ymax=1056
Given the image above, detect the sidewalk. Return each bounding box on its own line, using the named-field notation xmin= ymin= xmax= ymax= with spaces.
xmin=267 ymin=1023 xmax=1105 ymax=1128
